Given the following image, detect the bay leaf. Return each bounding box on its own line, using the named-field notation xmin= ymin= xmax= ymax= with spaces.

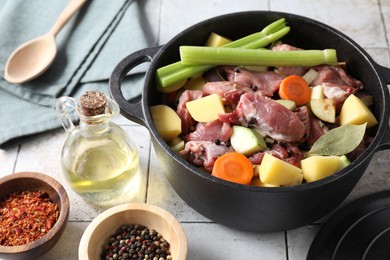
xmin=307 ymin=123 xmax=367 ymax=156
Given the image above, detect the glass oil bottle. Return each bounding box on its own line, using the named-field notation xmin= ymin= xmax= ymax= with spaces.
xmin=56 ymin=91 xmax=139 ymax=201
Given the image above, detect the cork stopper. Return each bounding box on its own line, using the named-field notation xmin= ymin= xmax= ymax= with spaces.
xmin=79 ymin=91 xmax=107 ymax=116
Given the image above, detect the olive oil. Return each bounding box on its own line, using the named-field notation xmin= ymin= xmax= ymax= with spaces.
xmin=63 ymin=140 xmax=139 ymax=201
xmin=56 ymin=91 xmax=140 ymax=201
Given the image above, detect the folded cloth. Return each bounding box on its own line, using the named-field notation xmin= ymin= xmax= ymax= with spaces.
xmin=0 ymin=0 xmax=151 ymax=149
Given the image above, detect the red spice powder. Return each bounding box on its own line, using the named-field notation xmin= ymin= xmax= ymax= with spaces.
xmin=0 ymin=190 xmax=59 ymax=246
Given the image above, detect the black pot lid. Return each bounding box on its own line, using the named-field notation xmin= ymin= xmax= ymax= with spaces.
xmin=307 ymin=190 xmax=390 ymax=260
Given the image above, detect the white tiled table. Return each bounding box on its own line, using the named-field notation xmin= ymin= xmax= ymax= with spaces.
xmin=1 ymin=0 xmax=390 ymax=259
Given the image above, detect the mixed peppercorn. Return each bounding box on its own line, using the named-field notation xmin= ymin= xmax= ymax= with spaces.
xmin=0 ymin=190 xmax=59 ymax=246
xmin=101 ymin=224 xmax=172 ymax=260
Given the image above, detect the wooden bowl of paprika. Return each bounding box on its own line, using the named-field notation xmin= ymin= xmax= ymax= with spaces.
xmin=0 ymin=171 xmax=70 ymax=260
xmin=79 ymin=203 xmax=187 ymax=260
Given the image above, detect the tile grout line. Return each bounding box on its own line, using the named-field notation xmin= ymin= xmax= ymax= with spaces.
xmin=284 ymin=230 xmax=289 ymax=260
xmin=378 ymin=0 xmax=390 ymax=62
xmin=156 ymin=0 xmax=163 ymax=45
xmin=12 ymin=145 xmax=21 ymax=173
xmin=144 ymin=137 xmax=153 ymax=204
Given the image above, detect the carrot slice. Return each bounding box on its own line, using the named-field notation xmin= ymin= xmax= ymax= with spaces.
xmin=212 ymin=152 xmax=253 ymax=185
xmin=278 ymin=75 xmax=311 ymax=106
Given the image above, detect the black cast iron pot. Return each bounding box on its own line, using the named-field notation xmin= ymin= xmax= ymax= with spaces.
xmin=109 ymin=11 xmax=390 ymax=232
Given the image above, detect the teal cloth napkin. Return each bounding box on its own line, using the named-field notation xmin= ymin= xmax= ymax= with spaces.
xmin=0 ymin=0 xmax=150 ymax=149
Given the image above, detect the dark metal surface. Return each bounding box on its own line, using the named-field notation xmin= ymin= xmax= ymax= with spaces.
xmin=307 ymin=190 xmax=390 ymax=259
xmin=109 ymin=11 xmax=390 ymax=232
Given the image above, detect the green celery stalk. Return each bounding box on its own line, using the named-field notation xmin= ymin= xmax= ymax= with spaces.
xmin=156 ymin=18 xmax=290 ymax=88
xmin=179 ymin=47 xmax=338 ymax=67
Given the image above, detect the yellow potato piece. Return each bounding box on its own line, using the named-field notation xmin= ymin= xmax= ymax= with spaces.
xmin=301 ymin=155 xmax=341 ymax=183
xmin=168 ymin=137 xmax=185 ymax=153
xmin=250 ymin=176 xmax=279 ymax=187
xmin=150 ymin=105 xmax=182 ymax=142
xmin=183 ymin=74 xmax=206 ymax=90
xmin=282 ymin=173 xmax=303 ymax=187
xmin=156 ymin=79 xmax=187 ymax=93
xmin=340 ymin=94 xmax=378 ymax=128
xmin=185 ymin=94 xmax=225 ymax=122
xmin=206 ymin=32 xmax=232 ymax=47
xmin=259 ymin=153 xmax=303 ymax=186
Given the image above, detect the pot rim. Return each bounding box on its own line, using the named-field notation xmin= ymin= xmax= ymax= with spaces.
xmin=140 ymin=11 xmax=389 ymax=192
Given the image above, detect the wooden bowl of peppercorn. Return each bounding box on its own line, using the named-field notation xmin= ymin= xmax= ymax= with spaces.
xmin=0 ymin=171 xmax=70 ymax=260
xmin=79 ymin=203 xmax=187 ymax=260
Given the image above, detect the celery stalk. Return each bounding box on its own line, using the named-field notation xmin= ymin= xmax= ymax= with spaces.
xmin=156 ymin=18 xmax=290 ymax=88
xmin=180 ymin=47 xmax=338 ymax=67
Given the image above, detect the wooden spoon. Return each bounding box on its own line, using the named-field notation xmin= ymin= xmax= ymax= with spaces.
xmin=4 ymin=0 xmax=87 ymax=84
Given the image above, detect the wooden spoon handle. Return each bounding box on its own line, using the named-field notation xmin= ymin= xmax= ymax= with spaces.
xmin=49 ymin=0 xmax=88 ymax=36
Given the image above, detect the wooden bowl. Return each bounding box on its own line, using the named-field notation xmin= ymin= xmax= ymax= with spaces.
xmin=0 ymin=172 xmax=70 ymax=260
xmin=79 ymin=203 xmax=187 ymax=260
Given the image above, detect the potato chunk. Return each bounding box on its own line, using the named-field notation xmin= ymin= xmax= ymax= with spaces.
xmin=259 ymin=153 xmax=303 ymax=186
xmin=185 ymin=94 xmax=225 ymax=122
xmin=183 ymin=75 xmax=205 ymax=90
xmin=156 ymin=79 xmax=186 ymax=93
xmin=340 ymin=94 xmax=378 ymax=128
xmin=150 ymin=105 xmax=181 ymax=142
xmin=301 ymin=155 xmax=341 ymax=182
xmin=206 ymin=32 xmax=232 ymax=47
xmin=250 ymin=176 xmax=279 ymax=187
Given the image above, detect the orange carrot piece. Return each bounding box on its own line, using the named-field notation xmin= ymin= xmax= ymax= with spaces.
xmin=212 ymin=152 xmax=254 ymax=185
xmin=278 ymin=75 xmax=311 ymax=106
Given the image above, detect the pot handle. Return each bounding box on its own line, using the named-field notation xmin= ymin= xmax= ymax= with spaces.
xmin=109 ymin=46 xmax=161 ymax=126
xmin=374 ymin=62 xmax=390 ymax=150
xmin=375 ymin=63 xmax=390 ymax=83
